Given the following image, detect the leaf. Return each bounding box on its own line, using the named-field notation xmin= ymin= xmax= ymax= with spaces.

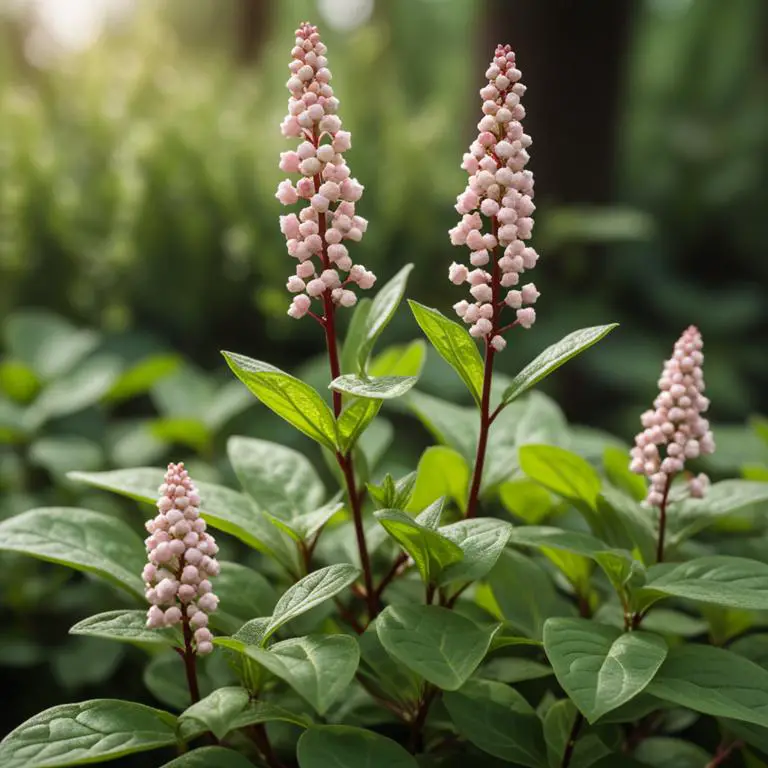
xmin=648 ymin=644 xmax=768 ymax=727
xmin=640 ymin=556 xmax=768 ymax=611
xmin=67 ymin=468 xmax=299 ymax=573
xmin=337 ymin=397 xmax=383 ymax=455
xmin=69 ymin=610 xmax=178 ymax=647
xmin=0 ymin=699 xmax=178 ymax=768
xmin=407 ymin=390 xmax=478 ymax=462
xmin=218 ymin=635 xmax=359 ymax=715
xmin=178 ymin=687 xmax=250 ymax=740
xmin=633 ymin=737 xmax=712 ymax=768
xmin=374 ymin=509 xmax=463 ymax=584
xmin=499 ymin=480 xmax=555 ymax=524
xmin=543 ymin=699 xmax=612 ymax=768
xmin=444 ymin=678 xmax=546 ymax=768
xmin=222 ymin=352 xmax=338 ymax=450
xmin=520 ymin=444 xmax=602 ymax=512
xmin=438 ymin=518 xmax=513 ymax=585
xmin=265 ymin=564 xmax=360 ymax=642
xmin=29 ymin=436 xmax=103 ymax=477
xmin=105 ymin=353 xmax=181 ymax=403
xmin=159 ymin=747 xmax=257 ymax=768
xmin=543 ymin=618 xmax=667 ymax=722
xmin=480 ymin=657 xmax=553 ymax=683
xmin=408 ymin=446 xmax=470 ymax=514
xmin=227 ymin=436 xmax=325 ymax=520
xmin=376 ymin=604 xmax=499 ymax=690
xmin=369 ymin=340 xmax=427 ymax=378
xmin=489 ymin=549 xmax=575 ymax=639
xmin=501 ymin=324 xmax=618 ymax=405
xmin=211 ymin=562 xmax=278 ymax=634
xmin=340 ymin=297 xmax=373 ymax=375
xmin=330 ymin=374 xmax=418 ymax=400
xmin=0 ymin=507 xmax=145 ymax=598
xmin=603 ymin=447 xmax=647 ymax=502
xmin=297 ymin=726 xmax=418 ymax=768
xmin=408 ymin=300 xmax=484 ymax=405
xmin=357 ymin=264 xmax=413 ymax=371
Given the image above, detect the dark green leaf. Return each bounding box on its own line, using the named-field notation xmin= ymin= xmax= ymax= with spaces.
xmin=603 ymin=447 xmax=647 ymax=502
xmin=211 ymin=562 xmax=277 ymax=635
xmin=178 ymin=687 xmax=250 ymax=740
xmin=298 ymin=725 xmax=418 ymax=768
xmin=159 ymin=747 xmax=256 ymax=768
xmin=633 ymin=737 xmax=711 ymax=768
xmin=69 ymin=610 xmax=178 ymax=647
xmin=105 ymin=354 xmax=181 ymax=403
xmin=543 ymin=699 xmax=612 ymax=768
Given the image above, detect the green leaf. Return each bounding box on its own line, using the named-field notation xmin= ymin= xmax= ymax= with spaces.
xmin=264 ymin=564 xmax=360 ymax=642
xmin=375 ymin=509 xmax=463 ymax=584
xmin=223 ymin=352 xmax=338 ymax=451
xmin=407 ymin=390 xmax=477 ymax=461
xmin=499 ymin=480 xmax=555 ymax=524
xmin=408 ymin=300 xmax=484 ymax=405
xmin=297 ymin=725 xmax=418 ymax=768
xmin=543 ymin=699 xmax=612 ymax=768
xmin=0 ymin=507 xmax=145 ymax=598
xmin=69 ymin=610 xmax=178 ymax=648
xmin=330 ymin=374 xmax=418 ymax=400
xmin=227 ymin=436 xmax=325 ymax=520
xmin=520 ymin=444 xmax=602 ymax=513
xmin=178 ymin=687 xmax=250 ymax=740
xmin=159 ymin=747 xmax=257 ymax=768
xmin=4 ymin=311 xmax=99 ymax=381
xmin=340 ymin=298 xmax=373 ymax=375
xmin=633 ymin=737 xmax=712 ymax=768
xmin=438 ymin=518 xmax=513 ymax=585
xmin=357 ymin=264 xmax=413 ymax=371
xmin=501 ymin=324 xmax=618 ymax=406
xmin=67 ymin=468 xmax=299 ymax=573
xmin=369 ymin=340 xmax=427 ymax=378
xmin=105 ymin=353 xmax=181 ymax=403
xmin=480 ymin=657 xmax=553 ymax=683
xmin=648 ymin=644 xmax=768 ymax=727
xmin=597 ymin=486 xmax=657 ymax=565
xmin=0 ymin=699 xmax=177 ymax=768
xmin=543 ymin=617 xmax=667 ymax=722
xmin=338 ymin=397 xmax=382 ymax=454
xmin=490 ymin=549 xmax=575 ymax=639
xmin=640 ymin=556 xmax=768 ymax=612
xmin=29 ymin=436 xmax=103 ymax=477
xmin=211 ymin=562 xmax=278 ymax=635
xmin=444 ymin=678 xmax=546 ymax=768
xmin=603 ymin=447 xmax=647 ymax=502
xmin=408 ymin=446 xmax=470 ymax=513
xmin=0 ymin=360 xmax=39 ymax=402
xmin=376 ymin=604 xmax=499 ymax=690
xmin=218 ymin=635 xmax=359 ymax=715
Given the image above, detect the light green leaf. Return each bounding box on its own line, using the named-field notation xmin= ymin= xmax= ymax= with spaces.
xmin=227 ymin=436 xmax=325 ymax=520
xmin=105 ymin=354 xmax=181 ymax=403
xmin=490 ymin=549 xmax=575 ymax=639
xmin=603 ymin=447 xmax=647 ymax=502
xmin=357 ymin=264 xmax=413 ymax=371
xmin=337 ymin=397 xmax=382 ymax=455
xmin=408 ymin=446 xmax=470 ymax=514
xmin=264 ymin=564 xmax=360 ymax=642
xmin=499 ymin=479 xmax=555 ymax=524
xmin=0 ymin=359 xmax=39 ymax=403
xmin=407 ymin=390 xmax=478 ymax=461
xmin=297 ymin=726 xmax=418 ymax=768
xmin=375 ymin=509 xmax=463 ymax=585
xmin=223 ymin=352 xmax=338 ymax=451
xmin=0 ymin=507 xmax=145 ymax=598
xmin=29 ymin=436 xmax=103 ymax=477
xmin=648 ymin=644 xmax=768 ymax=727
xmin=369 ymin=340 xmax=427 ymax=378
xmin=340 ymin=298 xmax=373 ymax=376
xmin=639 ymin=556 xmax=768 ymax=611
xmin=159 ymin=747 xmax=256 ymax=768
xmin=218 ymin=635 xmax=359 ymax=715
xmin=444 ymin=678 xmax=546 ymax=768
xmin=438 ymin=518 xmax=513 ymax=585
xmin=69 ymin=610 xmax=178 ymax=647
xmin=376 ymin=604 xmax=499 ymax=690
xmin=330 ymin=374 xmax=418 ymax=400
xmin=501 ymin=324 xmax=618 ymax=406
xmin=408 ymin=300 xmax=484 ymax=405
xmin=544 ymin=618 xmax=667 ymax=722
xmin=0 ymin=699 xmax=177 ymax=768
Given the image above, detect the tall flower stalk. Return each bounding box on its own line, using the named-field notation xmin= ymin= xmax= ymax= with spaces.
xmin=277 ymin=22 xmax=377 ymax=619
xmin=448 ymin=45 xmax=539 ymax=518
xmin=630 ymin=326 xmax=715 ymax=562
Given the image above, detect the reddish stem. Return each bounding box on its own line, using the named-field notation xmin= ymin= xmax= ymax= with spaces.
xmin=376 ymin=552 xmax=409 ymax=600
xmin=655 ymin=474 xmax=673 ymax=564
xmin=180 ymin=611 xmax=201 ymax=704
xmin=561 ymin=713 xmax=584 ymax=768
xmin=706 ymin=739 xmax=743 ymax=768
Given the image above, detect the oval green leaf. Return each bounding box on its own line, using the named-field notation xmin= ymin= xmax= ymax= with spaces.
xmin=69 ymin=610 xmax=179 ymax=647
xmin=330 ymin=374 xmax=418 ymax=400
xmin=297 ymin=725 xmax=418 ymax=768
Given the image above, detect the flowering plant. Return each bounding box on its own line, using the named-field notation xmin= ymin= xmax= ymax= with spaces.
xmin=2 ymin=21 xmax=768 ymax=768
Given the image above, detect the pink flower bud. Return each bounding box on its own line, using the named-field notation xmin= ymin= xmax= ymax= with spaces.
xmin=516 ymin=307 xmax=536 ymax=329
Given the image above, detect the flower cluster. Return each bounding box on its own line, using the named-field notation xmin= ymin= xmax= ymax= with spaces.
xmin=449 ymin=44 xmax=538 ymax=351
xmin=143 ymin=463 xmax=219 ymax=655
xmin=277 ymin=22 xmax=375 ymax=319
xmin=630 ymin=326 xmax=715 ymax=507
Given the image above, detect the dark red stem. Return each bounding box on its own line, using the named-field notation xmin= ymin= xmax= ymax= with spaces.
xmin=376 ymin=552 xmax=409 ymax=600
xmin=706 ymin=739 xmax=743 ymax=768
xmin=180 ymin=611 xmax=201 ymax=704
xmin=655 ymin=474 xmax=673 ymax=564
xmin=409 ymin=687 xmax=438 ymax=754
xmin=248 ymin=724 xmax=287 ymax=768
xmin=561 ymin=712 xmax=584 ymax=768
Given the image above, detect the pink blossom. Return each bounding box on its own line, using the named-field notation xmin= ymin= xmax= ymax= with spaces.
xmin=143 ymin=463 xmax=219 ymax=655
xmin=449 ymin=44 xmax=539 ymax=347
xmin=629 ymin=327 xmax=715 ymax=507
xmin=277 ymin=22 xmax=375 ymax=317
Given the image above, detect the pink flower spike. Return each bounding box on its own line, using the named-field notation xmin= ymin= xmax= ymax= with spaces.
xmin=448 ymin=44 xmax=538 ymax=346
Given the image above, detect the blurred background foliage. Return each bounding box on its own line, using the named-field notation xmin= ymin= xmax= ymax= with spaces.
xmin=0 ymin=0 xmax=767 ymax=741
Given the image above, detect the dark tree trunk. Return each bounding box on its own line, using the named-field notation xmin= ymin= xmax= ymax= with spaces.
xmin=481 ymin=0 xmax=637 ymax=205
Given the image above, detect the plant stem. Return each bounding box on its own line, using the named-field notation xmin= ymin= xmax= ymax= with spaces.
xmin=561 ymin=712 xmax=584 ymax=768
xmin=248 ymin=724 xmax=287 ymax=768
xmin=375 ymin=552 xmax=408 ymax=600
xmin=180 ymin=612 xmax=201 ymax=704
xmin=655 ymin=474 xmax=673 ymax=564
xmin=409 ymin=686 xmax=438 ymax=754
xmin=706 ymin=738 xmax=743 ymax=768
